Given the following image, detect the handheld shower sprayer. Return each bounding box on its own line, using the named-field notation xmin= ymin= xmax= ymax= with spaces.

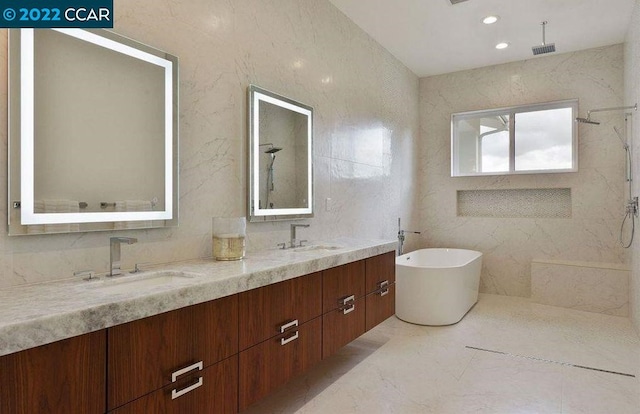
xmin=613 ymin=126 xmax=629 ymax=149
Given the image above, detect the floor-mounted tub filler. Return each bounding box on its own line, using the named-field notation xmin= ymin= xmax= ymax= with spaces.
xmin=396 ymin=248 xmax=482 ymax=326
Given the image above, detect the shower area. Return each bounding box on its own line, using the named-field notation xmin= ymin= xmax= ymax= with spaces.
xmin=257 ymin=101 xmax=309 ymax=210
xmin=528 ymin=101 xmax=637 ymax=316
xmin=576 ymin=103 xmax=638 ymax=248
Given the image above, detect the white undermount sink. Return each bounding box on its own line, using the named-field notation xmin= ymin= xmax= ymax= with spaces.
xmin=293 ymin=244 xmax=343 ymax=252
xmin=89 ymin=271 xmax=196 ymax=294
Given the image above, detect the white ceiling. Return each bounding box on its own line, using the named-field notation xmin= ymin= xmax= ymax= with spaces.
xmin=327 ymin=0 xmax=635 ymax=77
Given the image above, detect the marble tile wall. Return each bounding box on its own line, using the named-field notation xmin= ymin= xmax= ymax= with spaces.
xmin=625 ymin=0 xmax=640 ymax=335
xmin=531 ymin=261 xmax=629 ymax=317
xmin=419 ymin=45 xmax=628 ymax=297
xmin=0 ymin=0 xmax=420 ymax=288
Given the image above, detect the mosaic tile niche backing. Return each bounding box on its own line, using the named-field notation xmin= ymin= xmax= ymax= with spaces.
xmin=457 ymin=188 xmax=572 ymax=218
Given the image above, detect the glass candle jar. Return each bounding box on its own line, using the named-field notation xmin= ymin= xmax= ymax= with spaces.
xmin=212 ymin=217 xmax=246 ymax=261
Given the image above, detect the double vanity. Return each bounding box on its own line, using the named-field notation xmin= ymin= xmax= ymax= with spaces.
xmin=0 ymin=238 xmax=396 ymax=413
xmin=1 ymin=26 xmax=396 ymax=414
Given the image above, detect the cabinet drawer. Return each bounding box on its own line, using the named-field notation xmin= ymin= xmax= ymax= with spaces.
xmin=109 ymin=355 xmax=238 ymax=414
xmin=0 ymin=331 xmax=106 ymax=414
xmin=365 ymin=282 xmax=395 ymax=331
xmin=365 ymin=251 xmax=396 ymax=294
xmin=238 ymin=316 xmax=322 ymax=411
xmin=108 ymin=294 xmax=238 ymax=410
xmin=193 ymin=295 xmax=239 ymax=367
xmin=322 ymin=298 xmax=366 ymax=358
xmin=239 ymin=272 xmax=322 ymax=350
xmin=322 ymin=260 xmax=365 ymax=313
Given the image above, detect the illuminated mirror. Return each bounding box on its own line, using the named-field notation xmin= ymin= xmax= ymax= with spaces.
xmin=8 ymin=28 xmax=179 ymax=235
xmin=248 ymin=85 xmax=313 ymax=222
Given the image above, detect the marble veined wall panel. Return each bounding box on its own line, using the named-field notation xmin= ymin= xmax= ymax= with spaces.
xmin=420 ymin=44 xmax=627 ymax=297
xmin=0 ymin=0 xmax=420 ymax=288
xmin=532 ymin=261 xmax=629 ymax=316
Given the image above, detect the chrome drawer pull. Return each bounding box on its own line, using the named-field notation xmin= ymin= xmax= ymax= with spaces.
xmin=378 ymin=280 xmax=390 ymax=296
xmin=171 ymin=377 xmax=203 ymax=400
xmin=280 ymin=319 xmax=299 ymax=333
xmin=171 ymin=361 xmax=203 ymax=383
xmin=340 ymin=294 xmax=356 ymax=315
xmin=171 ymin=361 xmax=203 ymax=400
xmin=280 ymin=319 xmax=300 ymax=345
xmin=342 ymin=302 xmax=355 ymax=314
xmin=280 ymin=330 xmax=299 ymax=345
xmin=340 ymin=294 xmax=355 ymax=306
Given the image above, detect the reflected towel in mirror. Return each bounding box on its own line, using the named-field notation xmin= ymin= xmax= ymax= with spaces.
xmin=27 ymin=200 xmax=80 ymax=234
xmin=114 ymin=200 xmax=153 ymax=229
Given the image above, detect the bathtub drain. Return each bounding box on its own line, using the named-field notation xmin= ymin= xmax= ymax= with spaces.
xmin=465 ymin=346 xmax=635 ymax=378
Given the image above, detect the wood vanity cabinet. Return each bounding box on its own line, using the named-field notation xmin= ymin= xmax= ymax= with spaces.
xmin=322 ymin=260 xmax=366 ymax=358
xmin=0 ymin=251 xmax=395 ymax=414
xmin=365 ymin=251 xmax=396 ymax=331
xmin=238 ymin=272 xmax=322 ymax=350
xmin=238 ymin=273 xmax=323 ymax=411
xmin=107 ymin=294 xmax=238 ymax=412
xmin=0 ymin=331 xmax=106 ymax=414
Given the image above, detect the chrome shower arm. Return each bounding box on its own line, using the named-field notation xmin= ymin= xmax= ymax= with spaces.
xmin=587 ymin=104 xmax=637 ymax=118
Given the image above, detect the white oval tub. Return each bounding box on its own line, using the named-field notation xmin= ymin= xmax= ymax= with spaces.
xmin=396 ymin=248 xmax=482 ymax=326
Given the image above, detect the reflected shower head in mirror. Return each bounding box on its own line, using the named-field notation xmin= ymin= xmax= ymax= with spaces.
xmin=259 ymin=143 xmax=283 ymax=154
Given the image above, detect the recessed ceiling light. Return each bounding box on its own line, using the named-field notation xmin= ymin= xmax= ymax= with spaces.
xmin=483 ymin=15 xmax=499 ymax=25
xmin=495 ymin=42 xmax=509 ymax=50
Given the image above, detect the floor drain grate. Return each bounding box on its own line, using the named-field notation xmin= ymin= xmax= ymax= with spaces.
xmin=465 ymin=346 xmax=636 ymax=378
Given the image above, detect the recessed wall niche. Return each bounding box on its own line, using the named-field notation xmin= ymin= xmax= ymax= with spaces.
xmin=457 ymin=188 xmax=572 ymax=218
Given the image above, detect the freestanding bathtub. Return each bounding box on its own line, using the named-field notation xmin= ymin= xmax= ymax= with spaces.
xmin=396 ymin=248 xmax=482 ymax=326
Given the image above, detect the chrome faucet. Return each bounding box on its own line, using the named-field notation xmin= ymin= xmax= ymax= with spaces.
xmin=398 ymin=218 xmax=420 ymax=256
xmin=290 ymin=224 xmax=309 ymax=248
xmin=110 ymin=237 xmax=138 ymax=276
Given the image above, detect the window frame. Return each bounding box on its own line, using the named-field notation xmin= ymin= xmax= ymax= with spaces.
xmin=451 ymin=99 xmax=578 ymax=177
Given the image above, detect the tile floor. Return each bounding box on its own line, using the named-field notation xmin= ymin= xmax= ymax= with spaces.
xmin=244 ymin=294 xmax=640 ymax=414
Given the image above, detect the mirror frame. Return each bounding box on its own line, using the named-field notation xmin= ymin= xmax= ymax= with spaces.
xmin=248 ymin=85 xmax=313 ymax=222
xmin=8 ymin=28 xmax=179 ymax=233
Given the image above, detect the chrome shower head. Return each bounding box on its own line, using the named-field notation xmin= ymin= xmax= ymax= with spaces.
xmin=575 ymin=117 xmax=600 ymax=125
xmin=576 ymin=104 xmax=637 ymax=126
xmin=532 ymin=44 xmax=556 ymax=55
xmin=532 ymin=21 xmax=556 ymax=56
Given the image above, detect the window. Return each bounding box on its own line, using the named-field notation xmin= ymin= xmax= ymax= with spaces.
xmin=451 ymin=100 xmax=578 ymax=176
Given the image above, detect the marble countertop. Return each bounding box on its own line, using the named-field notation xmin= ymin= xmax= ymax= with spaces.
xmin=0 ymin=238 xmax=396 ymax=357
